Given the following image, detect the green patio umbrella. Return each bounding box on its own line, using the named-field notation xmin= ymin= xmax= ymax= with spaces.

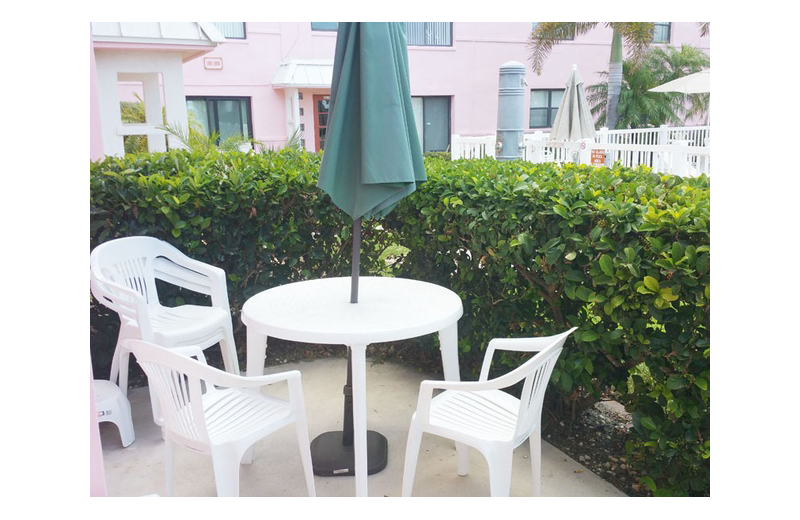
xmin=317 ymin=22 xmax=426 ymax=305
xmin=313 ymin=22 xmax=426 ymax=478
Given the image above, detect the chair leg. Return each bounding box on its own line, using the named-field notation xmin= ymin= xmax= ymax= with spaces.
xmin=294 ymin=418 xmax=316 ymax=497
xmin=457 ymin=442 xmax=470 ymax=476
xmin=219 ymin=325 xmax=240 ymax=375
xmin=486 ymin=447 xmax=514 ymax=497
xmin=110 ymin=339 xmax=131 ymax=397
xmin=165 ymin=440 xmax=175 ymax=497
xmin=530 ymin=430 xmax=542 ymax=497
xmin=148 ymin=386 xmax=164 ymax=428
xmin=401 ymin=421 xmax=424 ymax=497
xmin=287 ymin=376 xmax=315 ymax=496
xmin=116 ymin=395 xmax=135 ymax=447
xmin=211 ymin=450 xmax=242 ymax=497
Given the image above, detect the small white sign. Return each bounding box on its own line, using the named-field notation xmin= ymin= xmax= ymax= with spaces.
xmin=204 ymin=57 xmax=223 ymax=70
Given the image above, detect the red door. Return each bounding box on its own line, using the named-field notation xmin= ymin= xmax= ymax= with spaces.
xmin=313 ymin=95 xmax=330 ymax=152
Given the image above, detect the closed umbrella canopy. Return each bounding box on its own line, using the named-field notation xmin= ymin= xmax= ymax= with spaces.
xmin=317 ymin=22 xmax=426 ymax=305
xmin=649 ymin=69 xmax=710 ymax=94
xmin=318 ymin=22 xmax=426 ymax=222
xmin=549 ymin=64 xmax=596 ymax=141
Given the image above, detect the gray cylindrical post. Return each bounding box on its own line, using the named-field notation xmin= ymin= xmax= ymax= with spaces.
xmin=496 ymin=61 xmax=527 ymax=161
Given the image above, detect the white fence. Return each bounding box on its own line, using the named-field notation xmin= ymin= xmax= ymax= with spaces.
xmin=451 ymin=125 xmax=710 ymax=176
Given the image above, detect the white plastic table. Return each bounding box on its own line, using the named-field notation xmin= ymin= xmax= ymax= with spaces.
xmin=241 ymin=276 xmax=463 ymax=497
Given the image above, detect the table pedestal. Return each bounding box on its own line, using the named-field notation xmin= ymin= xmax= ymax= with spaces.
xmin=310 ymin=347 xmax=388 ymax=476
xmin=310 ymin=430 xmax=388 ymax=476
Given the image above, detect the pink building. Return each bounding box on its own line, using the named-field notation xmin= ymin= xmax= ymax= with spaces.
xmin=177 ymin=22 xmax=709 ymax=154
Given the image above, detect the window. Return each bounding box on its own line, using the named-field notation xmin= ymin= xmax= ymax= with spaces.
xmin=529 ymin=89 xmax=564 ymax=128
xmin=311 ymin=22 xmax=339 ymax=31
xmin=404 ymin=22 xmax=452 ymax=46
xmin=653 ymin=22 xmax=671 ymax=43
xmin=309 ymin=22 xmax=452 ymax=46
xmin=213 ymin=22 xmax=246 ymax=39
xmin=411 ymin=96 xmax=450 ymax=153
xmin=186 ymin=97 xmax=252 ymax=141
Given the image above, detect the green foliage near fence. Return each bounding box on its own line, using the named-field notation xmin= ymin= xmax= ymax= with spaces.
xmin=89 ymin=149 xmax=709 ymax=496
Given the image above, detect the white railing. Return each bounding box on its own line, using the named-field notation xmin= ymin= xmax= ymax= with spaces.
xmin=450 ymin=134 xmax=496 ymax=159
xmin=451 ymin=125 xmax=710 ymax=176
xmin=597 ymin=125 xmax=710 ymax=148
xmin=586 ymin=140 xmax=710 ymax=177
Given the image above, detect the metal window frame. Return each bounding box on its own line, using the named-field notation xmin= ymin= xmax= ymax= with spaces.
xmin=186 ymin=96 xmax=253 ymax=141
xmin=404 ymin=22 xmax=453 ymax=47
xmin=529 ymin=89 xmax=565 ymax=129
xmin=212 ymin=22 xmax=246 ymax=39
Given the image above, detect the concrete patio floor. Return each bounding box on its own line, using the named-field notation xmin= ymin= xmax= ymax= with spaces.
xmin=99 ymin=355 xmax=627 ymax=498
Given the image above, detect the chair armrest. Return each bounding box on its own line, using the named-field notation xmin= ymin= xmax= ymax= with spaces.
xmin=479 ymin=337 xmax=553 ymax=381
xmin=194 ymin=363 xmax=302 ymax=391
xmin=479 ymin=328 xmax=577 ymax=381
xmin=486 ymin=336 xmax=559 ymax=353
xmin=414 ymin=378 xmax=503 ymax=420
xmin=90 ymin=274 xmax=152 ymax=335
xmin=170 ymin=345 xmax=208 ymax=365
xmin=153 ymin=255 xmax=231 ymax=310
xmin=125 ymin=338 xmax=300 ymax=396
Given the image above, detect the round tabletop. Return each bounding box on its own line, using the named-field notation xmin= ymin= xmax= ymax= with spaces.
xmin=241 ymin=276 xmax=463 ymax=346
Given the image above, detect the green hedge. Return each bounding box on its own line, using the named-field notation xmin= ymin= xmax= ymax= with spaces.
xmin=90 ymin=148 xmax=394 ymax=312
xmin=90 ymin=149 xmax=709 ymax=496
xmin=386 ymin=157 xmax=709 ymax=496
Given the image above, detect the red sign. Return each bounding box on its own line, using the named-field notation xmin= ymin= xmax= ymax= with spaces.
xmin=591 ymin=149 xmax=605 ymax=165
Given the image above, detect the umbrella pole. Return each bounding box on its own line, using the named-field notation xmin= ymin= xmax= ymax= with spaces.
xmin=350 ymin=217 xmax=361 ymax=303
xmin=342 ymin=348 xmax=354 ymax=446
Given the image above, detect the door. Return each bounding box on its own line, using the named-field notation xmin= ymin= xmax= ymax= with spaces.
xmin=313 ymin=95 xmax=330 ymax=152
xmin=422 ymin=97 xmax=450 ymax=152
xmin=411 ymin=96 xmax=450 ymax=153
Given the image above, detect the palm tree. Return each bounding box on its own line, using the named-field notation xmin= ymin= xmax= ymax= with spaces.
xmin=529 ymin=23 xmax=657 ymax=130
xmin=585 ymin=45 xmax=710 ymax=128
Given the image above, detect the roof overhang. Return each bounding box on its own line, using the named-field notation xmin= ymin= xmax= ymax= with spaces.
xmin=272 ymin=59 xmax=333 ymax=89
xmin=91 ymin=22 xmax=225 ymax=62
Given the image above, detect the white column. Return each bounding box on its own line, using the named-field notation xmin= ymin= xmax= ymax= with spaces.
xmin=161 ymin=56 xmax=189 ymax=151
xmin=94 ymin=54 xmax=125 ymax=157
xmin=285 ymin=88 xmax=300 ymax=146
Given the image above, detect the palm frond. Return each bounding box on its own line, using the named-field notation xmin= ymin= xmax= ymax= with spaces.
xmin=528 ymin=22 xmax=597 ymax=74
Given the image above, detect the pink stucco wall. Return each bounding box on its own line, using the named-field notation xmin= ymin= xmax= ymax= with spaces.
xmin=179 ymin=22 xmax=710 ymax=150
xmin=93 ymin=22 xmax=711 ymax=157
xmin=182 ymin=23 xmax=340 ymax=149
xmin=94 ymin=23 xmax=710 ymax=154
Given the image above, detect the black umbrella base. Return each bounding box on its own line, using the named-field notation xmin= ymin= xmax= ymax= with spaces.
xmin=310 ymin=430 xmax=388 ymax=476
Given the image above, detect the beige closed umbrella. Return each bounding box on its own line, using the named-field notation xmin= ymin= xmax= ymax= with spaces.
xmin=550 ymin=64 xmax=596 ymax=141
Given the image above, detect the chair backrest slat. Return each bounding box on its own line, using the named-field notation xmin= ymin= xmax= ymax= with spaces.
xmin=134 ymin=350 xmax=212 ymax=451
xmin=481 ymin=329 xmax=573 ymax=446
xmin=115 ymin=256 xmax=153 ymax=303
xmin=513 ymin=344 xmax=564 ymax=445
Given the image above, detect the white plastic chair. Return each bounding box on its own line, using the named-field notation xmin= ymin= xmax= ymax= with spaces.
xmin=94 ymin=379 xmax=134 ymax=447
xmin=401 ymin=327 xmax=576 ymax=497
xmin=124 ymin=339 xmax=316 ymax=497
xmin=90 ymin=236 xmax=240 ymax=401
